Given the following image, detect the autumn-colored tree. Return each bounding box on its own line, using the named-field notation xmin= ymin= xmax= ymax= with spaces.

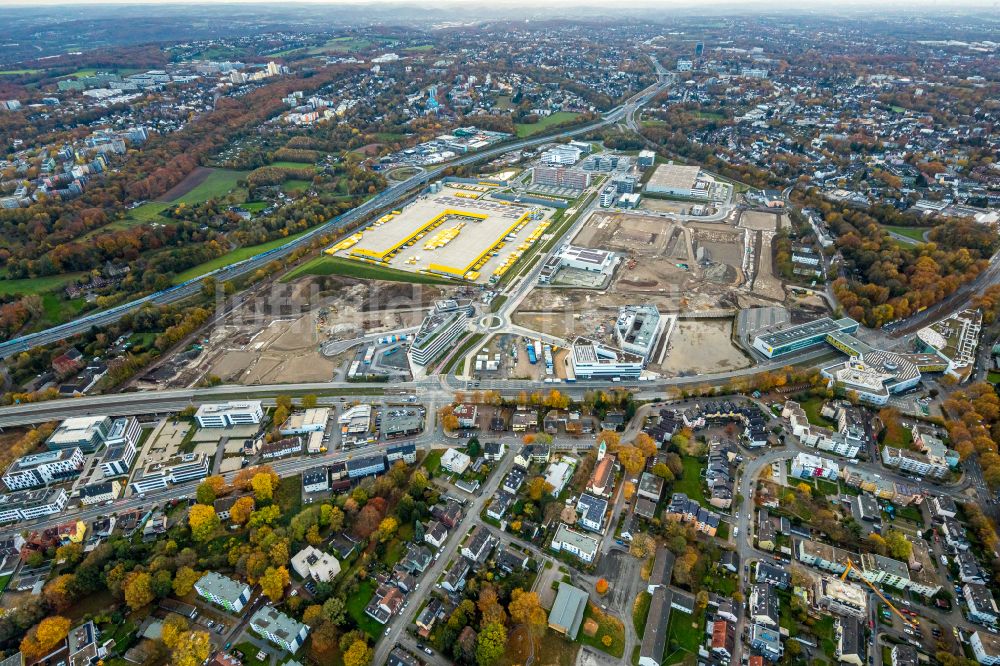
xmin=196 ymin=475 xmax=227 ymax=505
xmin=595 ymin=578 xmax=609 ymax=595
xmin=21 ymin=616 xmax=71 ymax=662
xmin=260 ymin=566 xmax=290 ymax=602
xmin=884 ymin=529 xmax=913 ymax=560
xmin=508 ymin=588 xmax=547 ymax=639
xmin=476 ymin=621 xmax=507 ymax=666
xmin=171 ymin=630 xmax=211 ymax=666
xmin=526 ymin=476 xmax=553 ymax=501
xmin=188 ymin=503 xmax=220 ymax=542
xmin=303 ymin=604 xmax=324 ymax=627
xmin=230 ymin=496 xmax=255 ymax=525
xmin=596 ymin=431 xmax=620 ymax=451
xmin=478 ymin=584 xmax=507 ymax=626
xmin=617 ymin=446 xmax=647 ymax=477
xmin=651 ymin=462 xmax=674 ymax=482
xmin=633 ymin=432 xmax=657 ymax=458
xmin=623 ymin=481 xmax=636 ymax=501
xmin=866 ymin=533 xmax=888 ymax=555
xmin=343 ymin=639 xmax=374 ymax=666
xmin=273 ymin=405 xmax=290 ymax=431
xmin=124 ymin=571 xmax=155 ymax=610
xmin=161 ymin=614 xmax=190 ymax=649
xmin=312 ymin=620 xmax=339 ymax=655
xmin=248 ymin=505 xmax=281 ymax=528
xmin=43 ymin=574 xmax=75 ymax=612
xmin=252 ymin=472 xmax=278 ymax=502
xmin=376 ymin=516 xmax=398 ymax=543
xmin=301 ymin=394 xmax=318 ymax=408
xmin=630 ymin=533 xmax=656 ymax=560
xmin=173 ymin=566 xmax=201 ymax=597
xmin=233 ymin=465 xmax=278 ymax=491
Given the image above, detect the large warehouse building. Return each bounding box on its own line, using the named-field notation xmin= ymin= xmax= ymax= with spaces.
xmin=646 ymin=163 xmax=709 ymax=198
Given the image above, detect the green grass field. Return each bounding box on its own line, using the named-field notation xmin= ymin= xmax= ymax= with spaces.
xmin=404 ymin=44 xmax=434 ymax=51
xmin=422 ymin=449 xmax=444 ymax=476
xmin=632 ymin=592 xmax=652 ymax=639
xmin=282 ymin=255 xmax=454 ymax=285
xmin=0 ymin=68 xmax=43 ymax=75
xmin=578 ymin=603 xmax=625 ymax=658
xmin=515 ymin=112 xmax=583 ymax=137
xmin=673 ymin=456 xmax=708 ymax=508
xmin=169 ymin=169 xmax=249 ymax=205
xmin=308 ymin=36 xmax=375 ymax=54
xmin=0 ymin=273 xmax=83 ymax=296
xmin=883 ymin=225 xmax=928 ymax=243
xmin=665 ymin=610 xmax=703 ymax=658
xmin=799 ymin=396 xmax=835 ymax=427
xmin=233 ymin=641 xmax=270 ymax=666
xmin=270 ymin=161 xmax=317 ymax=170
xmin=282 ymin=179 xmax=312 ymax=193
xmin=173 ymin=227 xmax=314 ymax=284
xmin=346 ymin=579 xmax=384 ymax=639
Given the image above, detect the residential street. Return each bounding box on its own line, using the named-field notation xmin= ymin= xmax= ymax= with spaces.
xmin=371 ymin=449 xmax=520 ymax=666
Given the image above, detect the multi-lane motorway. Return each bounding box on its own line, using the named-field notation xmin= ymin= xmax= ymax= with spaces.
xmin=0 ymin=67 xmax=671 ymax=361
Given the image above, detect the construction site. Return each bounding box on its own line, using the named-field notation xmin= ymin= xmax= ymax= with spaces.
xmin=512 ymin=206 xmax=802 ymax=377
xmin=324 ymin=181 xmax=557 ymax=284
xmin=139 ymin=276 xmax=448 ymax=388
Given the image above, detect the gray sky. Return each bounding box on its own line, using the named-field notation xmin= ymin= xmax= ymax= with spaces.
xmin=0 ymin=0 xmax=997 ymax=6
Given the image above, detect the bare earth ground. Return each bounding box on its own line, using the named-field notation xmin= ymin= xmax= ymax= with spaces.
xmin=155 ymin=166 xmax=212 ymax=202
xmin=738 ymin=210 xmax=780 ymax=231
xmin=654 ymin=318 xmax=752 ymax=376
xmin=174 ymin=276 xmax=448 ymax=386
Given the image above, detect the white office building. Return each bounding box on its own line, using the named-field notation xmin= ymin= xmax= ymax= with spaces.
xmin=105 ymin=416 xmax=141 ymax=449
xmin=0 ymin=487 xmax=69 ymax=524
xmin=46 ymin=416 xmax=114 ymax=453
xmin=409 ymin=301 xmax=471 ymax=368
xmin=101 ymin=440 xmax=137 ymax=478
xmin=3 ymin=448 xmax=85 ymax=490
xmin=569 ymin=338 xmax=644 ymax=380
xmin=615 ymin=305 xmax=663 ymax=360
xmin=194 ymin=401 xmax=264 ymax=428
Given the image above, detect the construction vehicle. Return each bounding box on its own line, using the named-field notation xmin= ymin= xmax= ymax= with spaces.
xmin=841 ymin=558 xmax=919 ymax=628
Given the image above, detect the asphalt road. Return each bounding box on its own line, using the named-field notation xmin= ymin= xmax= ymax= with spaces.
xmin=371 ymin=448 xmax=520 ymax=666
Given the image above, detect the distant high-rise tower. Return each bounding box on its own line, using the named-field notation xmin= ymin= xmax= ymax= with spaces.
xmin=695 ymin=41 xmax=704 ymax=58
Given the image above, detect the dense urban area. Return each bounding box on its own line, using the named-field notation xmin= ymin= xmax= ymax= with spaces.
xmin=0 ymin=4 xmax=999 ymax=666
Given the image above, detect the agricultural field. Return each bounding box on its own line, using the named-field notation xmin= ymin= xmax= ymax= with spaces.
xmin=159 ymin=168 xmax=249 ymax=205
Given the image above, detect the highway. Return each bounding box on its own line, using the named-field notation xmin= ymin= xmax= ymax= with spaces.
xmin=0 ymin=70 xmax=670 ymax=361
xmin=0 ymin=346 xmax=839 ymax=429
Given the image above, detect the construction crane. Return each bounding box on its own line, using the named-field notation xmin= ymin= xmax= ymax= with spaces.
xmin=841 ymin=558 xmax=919 ymax=628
